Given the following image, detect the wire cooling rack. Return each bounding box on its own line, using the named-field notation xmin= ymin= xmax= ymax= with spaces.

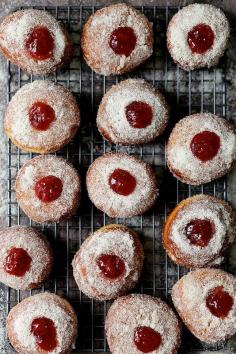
xmin=4 ymin=5 xmax=230 ymax=353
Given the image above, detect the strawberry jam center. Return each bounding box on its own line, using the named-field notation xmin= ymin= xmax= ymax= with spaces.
xmin=187 ymin=23 xmax=215 ymax=54
xmin=29 ymin=101 xmax=55 ymax=131
xmin=35 ymin=175 xmax=63 ymax=203
xmin=5 ymin=247 xmax=32 ymax=277
xmin=206 ymin=286 xmax=234 ymax=318
xmin=25 ymin=26 xmax=54 ymax=60
xmin=185 ymin=219 xmax=214 ymax=247
xmin=31 ymin=317 xmax=57 ymax=352
xmin=190 ymin=131 xmax=220 ymax=162
xmin=126 ymin=101 xmax=153 ymax=129
xmin=134 ymin=326 xmax=162 ymax=353
xmin=109 ymin=27 xmax=136 ymax=57
xmin=97 ymin=254 xmax=125 ymax=279
xmin=109 ymin=168 xmax=137 ymax=196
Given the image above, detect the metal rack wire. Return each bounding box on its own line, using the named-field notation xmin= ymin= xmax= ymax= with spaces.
xmin=4 ymin=5 xmax=228 ymax=353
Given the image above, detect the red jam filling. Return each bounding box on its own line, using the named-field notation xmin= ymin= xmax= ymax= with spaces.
xmin=35 ymin=175 xmax=63 ymax=203
xmin=97 ymin=254 xmax=125 ymax=279
xmin=29 ymin=101 xmax=55 ymax=131
xmin=190 ymin=131 xmax=220 ymax=162
xmin=134 ymin=326 xmax=162 ymax=353
xmin=5 ymin=247 xmax=32 ymax=277
xmin=125 ymin=101 xmax=153 ymax=129
xmin=206 ymin=286 xmax=234 ymax=318
xmin=31 ymin=317 xmax=57 ymax=352
xmin=187 ymin=23 xmax=215 ymax=54
xmin=109 ymin=27 xmax=136 ymax=57
xmin=185 ymin=219 xmax=214 ymax=247
xmin=109 ymin=168 xmax=137 ymax=196
xmin=25 ymin=26 xmax=54 ymax=60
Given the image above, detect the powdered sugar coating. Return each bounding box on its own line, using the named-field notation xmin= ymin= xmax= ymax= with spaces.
xmin=167 ymin=113 xmax=236 ymax=185
xmin=16 ymin=155 xmax=81 ymax=223
xmin=81 ymin=3 xmax=153 ymax=75
xmin=86 ymin=153 xmax=158 ymax=218
xmin=172 ymin=269 xmax=236 ymax=344
xmin=72 ymin=224 xmax=144 ymax=301
xmin=0 ymin=226 xmax=53 ymax=290
xmin=167 ymin=4 xmax=230 ymax=70
xmin=97 ymin=79 xmax=169 ymax=145
xmin=105 ymin=294 xmax=182 ymax=354
xmin=7 ymin=292 xmax=77 ymax=354
xmin=0 ymin=9 xmax=72 ymax=75
xmin=5 ymin=80 xmax=80 ymax=154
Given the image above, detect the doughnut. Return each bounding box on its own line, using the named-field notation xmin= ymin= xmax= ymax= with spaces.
xmin=105 ymin=294 xmax=182 ymax=354
xmin=0 ymin=226 xmax=53 ymax=290
xmin=0 ymin=9 xmax=73 ymax=75
xmin=72 ymin=224 xmax=144 ymax=301
xmin=97 ymin=79 xmax=169 ymax=145
xmin=167 ymin=4 xmax=230 ymax=70
xmin=86 ymin=152 xmax=158 ymax=218
xmin=5 ymin=80 xmax=80 ymax=154
xmin=15 ymin=155 xmax=81 ymax=223
xmin=167 ymin=113 xmax=236 ymax=185
xmin=163 ymin=194 xmax=236 ymax=268
xmin=172 ymin=268 xmax=236 ymax=344
xmin=81 ymin=3 xmax=153 ymax=75
xmin=7 ymin=292 xmax=77 ymax=354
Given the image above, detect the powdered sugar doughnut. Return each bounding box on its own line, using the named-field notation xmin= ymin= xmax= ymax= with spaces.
xmin=0 ymin=9 xmax=73 ymax=75
xmin=16 ymin=155 xmax=81 ymax=223
xmin=172 ymin=269 xmax=236 ymax=344
xmin=167 ymin=113 xmax=236 ymax=185
xmin=163 ymin=195 xmax=236 ymax=268
xmin=167 ymin=4 xmax=230 ymax=70
xmin=97 ymin=79 xmax=169 ymax=145
xmin=5 ymin=80 xmax=80 ymax=154
xmin=81 ymin=3 xmax=153 ymax=76
xmin=7 ymin=292 xmax=77 ymax=354
xmin=0 ymin=226 xmax=53 ymax=290
xmin=105 ymin=294 xmax=182 ymax=354
xmin=72 ymin=224 xmax=144 ymax=301
xmin=86 ymin=153 xmax=158 ymax=218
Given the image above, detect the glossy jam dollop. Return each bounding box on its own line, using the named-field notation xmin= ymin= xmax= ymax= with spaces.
xmin=109 ymin=27 xmax=136 ymax=57
xmin=125 ymin=101 xmax=153 ymax=129
xmin=190 ymin=131 xmax=220 ymax=162
xmin=5 ymin=247 xmax=32 ymax=277
xmin=35 ymin=175 xmax=63 ymax=203
xmin=109 ymin=168 xmax=137 ymax=196
xmin=31 ymin=317 xmax=57 ymax=352
xmin=185 ymin=219 xmax=214 ymax=247
xmin=25 ymin=26 xmax=54 ymax=60
xmin=97 ymin=254 xmax=125 ymax=279
xmin=134 ymin=326 xmax=162 ymax=353
xmin=206 ymin=286 xmax=234 ymax=318
xmin=187 ymin=23 xmax=215 ymax=54
xmin=29 ymin=101 xmax=55 ymax=131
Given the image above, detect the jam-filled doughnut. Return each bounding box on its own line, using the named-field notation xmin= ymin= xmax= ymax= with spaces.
xmin=81 ymin=3 xmax=153 ymax=75
xmin=7 ymin=292 xmax=78 ymax=354
xmin=97 ymin=79 xmax=169 ymax=145
xmin=15 ymin=155 xmax=81 ymax=223
xmin=72 ymin=224 xmax=144 ymax=301
xmin=163 ymin=194 xmax=236 ymax=268
xmin=5 ymin=80 xmax=80 ymax=154
xmin=86 ymin=152 xmax=158 ymax=218
xmin=0 ymin=9 xmax=73 ymax=75
xmin=0 ymin=226 xmax=53 ymax=290
xmin=167 ymin=4 xmax=230 ymax=70
xmin=172 ymin=268 xmax=236 ymax=344
xmin=167 ymin=113 xmax=236 ymax=185
xmin=105 ymin=294 xmax=182 ymax=354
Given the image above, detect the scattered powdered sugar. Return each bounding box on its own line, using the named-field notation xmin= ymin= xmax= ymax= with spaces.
xmin=167 ymin=4 xmax=230 ymax=70
xmin=0 ymin=289 xmax=7 ymax=354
